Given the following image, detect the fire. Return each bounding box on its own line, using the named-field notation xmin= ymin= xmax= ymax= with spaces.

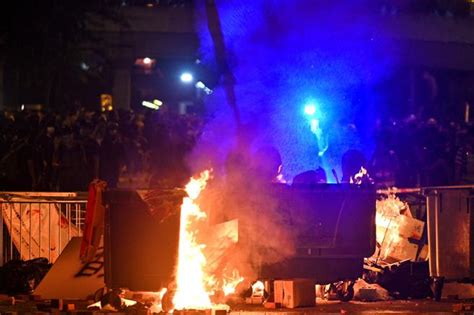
xmin=222 ymin=269 xmax=244 ymax=296
xmin=173 ymin=170 xmax=212 ymax=310
xmin=374 ymin=194 xmax=404 ymax=260
xmin=251 ymin=281 xmax=265 ymax=297
xmin=350 ymin=166 xmax=373 ymax=184
xmin=171 ymin=170 xmax=244 ymax=310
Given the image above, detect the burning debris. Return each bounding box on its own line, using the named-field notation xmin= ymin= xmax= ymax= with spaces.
xmin=173 ymin=170 xmax=214 ymax=310
xmin=371 ymin=193 xmax=426 ymax=264
xmin=359 ymin=191 xmax=432 ymax=301
xmin=350 ymin=167 xmax=374 ymax=185
xmin=171 ymin=170 xmax=244 ymax=311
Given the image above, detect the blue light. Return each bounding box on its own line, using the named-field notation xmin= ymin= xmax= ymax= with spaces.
xmin=304 ymin=103 xmax=316 ymax=116
xmin=180 ymin=72 xmax=193 ymax=83
xmin=310 ymin=118 xmax=319 ymax=132
xmin=195 ymin=81 xmax=205 ymax=89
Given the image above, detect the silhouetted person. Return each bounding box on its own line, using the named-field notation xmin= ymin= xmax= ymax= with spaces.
xmin=99 ymin=124 xmax=124 ymax=189
xmin=455 ymin=127 xmax=474 ymax=184
xmin=37 ymin=124 xmax=56 ymax=190
xmin=341 ymin=149 xmax=366 ymax=183
xmin=57 ymin=130 xmax=86 ymax=191
xmin=251 ymin=146 xmax=283 ymax=183
xmin=292 ymin=167 xmax=327 ymax=185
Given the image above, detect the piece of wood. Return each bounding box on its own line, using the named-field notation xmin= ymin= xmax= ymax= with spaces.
xmin=34 ymin=237 xmax=105 ymax=300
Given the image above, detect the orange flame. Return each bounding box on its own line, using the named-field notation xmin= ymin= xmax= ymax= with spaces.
xmin=172 ymin=170 xmax=244 ymax=310
xmin=173 ymin=170 xmax=212 ymax=310
xmin=375 ymin=194 xmax=405 ymax=260
xmin=222 ymin=269 xmax=244 ymax=296
xmin=251 ymin=281 xmax=265 ymax=297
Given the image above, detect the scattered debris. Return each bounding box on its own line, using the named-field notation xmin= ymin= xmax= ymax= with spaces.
xmin=359 ymin=192 xmax=433 ymax=300
xmin=453 ymin=303 xmax=474 ymax=312
xmin=0 ymin=258 xmax=51 ymax=295
xmin=353 ymin=279 xmax=391 ymax=301
xmin=363 ymin=260 xmax=432 ymax=299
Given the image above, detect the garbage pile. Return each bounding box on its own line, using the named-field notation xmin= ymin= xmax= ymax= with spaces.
xmin=372 ymin=193 xmax=427 ymax=264
xmin=0 ymin=258 xmax=51 ymax=295
xmin=355 ymin=193 xmax=433 ymax=301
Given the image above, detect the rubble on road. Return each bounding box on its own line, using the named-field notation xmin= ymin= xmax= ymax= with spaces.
xmin=353 ymin=279 xmax=391 ymax=301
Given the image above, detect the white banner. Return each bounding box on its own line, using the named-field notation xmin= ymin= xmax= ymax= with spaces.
xmin=1 ymin=198 xmax=81 ymax=262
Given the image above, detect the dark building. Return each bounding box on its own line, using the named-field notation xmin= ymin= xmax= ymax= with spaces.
xmin=0 ymin=0 xmax=474 ymax=118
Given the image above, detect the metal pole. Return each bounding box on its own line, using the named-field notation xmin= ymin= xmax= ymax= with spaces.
xmin=435 ymin=191 xmax=440 ymax=276
xmin=9 ymin=204 xmax=13 ymax=261
xmin=29 ymin=204 xmax=32 ymax=259
xmin=58 ymin=204 xmax=61 ymax=256
xmin=426 ymin=194 xmax=434 ymax=276
xmin=48 ymin=203 xmax=51 ymax=261
xmin=68 ymin=203 xmax=71 ymax=244
xmin=39 ymin=204 xmax=42 ymax=258
xmin=0 ymin=200 xmax=3 ymax=266
xmin=75 ymin=203 xmax=79 ymax=231
xmin=19 ymin=204 xmax=23 ymax=260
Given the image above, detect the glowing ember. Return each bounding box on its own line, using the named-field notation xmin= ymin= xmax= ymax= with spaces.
xmin=222 ymin=269 xmax=244 ymax=296
xmin=350 ymin=166 xmax=373 ymax=184
xmin=173 ymin=170 xmax=212 ymax=310
xmin=374 ymin=194 xmax=405 ymax=260
xmin=251 ymin=281 xmax=265 ymax=297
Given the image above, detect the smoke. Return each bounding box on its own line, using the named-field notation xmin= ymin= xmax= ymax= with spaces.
xmin=188 ymin=0 xmax=400 ymax=283
xmin=199 ymin=173 xmax=296 ymax=283
xmin=189 ymin=0 xmax=399 ymax=181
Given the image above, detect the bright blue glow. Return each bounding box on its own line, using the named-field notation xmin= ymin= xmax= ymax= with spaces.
xmin=195 ymin=81 xmax=205 ymax=89
xmin=304 ymin=104 xmax=316 ymax=116
xmin=180 ymin=72 xmax=193 ymax=83
xmin=189 ymin=1 xmax=395 ymax=182
xmin=310 ymin=118 xmax=319 ymax=132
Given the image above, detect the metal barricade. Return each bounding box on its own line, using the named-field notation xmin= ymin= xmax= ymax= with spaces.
xmin=0 ymin=192 xmax=88 ymax=265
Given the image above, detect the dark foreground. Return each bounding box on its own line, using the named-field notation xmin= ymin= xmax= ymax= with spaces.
xmin=232 ymin=300 xmax=459 ymax=314
xmin=0 ymin=299 xmax=469 ymax=314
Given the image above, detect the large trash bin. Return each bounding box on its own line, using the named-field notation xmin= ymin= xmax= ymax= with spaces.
xmin=426 ymin=186 xmax=474 ymax=280
xmin=425 ymin=186 xmax=474 ymax=299
xmin=260 ymin=184 xmax=376 ymax=284
xmin=103 ymin=189 xmax=183 ymax=291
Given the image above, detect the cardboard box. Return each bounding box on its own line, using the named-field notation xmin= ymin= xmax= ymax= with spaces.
xmin=397 ymin=215 xmax=425 ymax=240
xmin=381 ymin=237 xmax=418 ymax=262
xmin=274 ymin=279 xmax=315 ymax=308
xmin=376 ymin=215 xmax=425 ymax=244
xmin=418 ymin=244 xmax=429 ymax=261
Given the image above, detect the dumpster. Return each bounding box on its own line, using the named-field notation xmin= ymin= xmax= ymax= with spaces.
xmin=102 ymin=184 xmax=377 ymax=297
xmin=425 ymin=186 xmax=474 ymax=299
xmin=103 ymin=189 xmax=184 ymax=291
xmin=259 ymin=184 xmax=376 ymax=285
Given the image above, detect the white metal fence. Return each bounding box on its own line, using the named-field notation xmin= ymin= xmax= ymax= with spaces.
xmin=0 ymin=192 xmax=88 ymax=265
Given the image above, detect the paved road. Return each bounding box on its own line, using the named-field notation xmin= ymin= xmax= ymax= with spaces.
xmin=231 ymin=300 xmax=461 ymax=314
xmin=0 ymin=299 xmax=466 ymax=314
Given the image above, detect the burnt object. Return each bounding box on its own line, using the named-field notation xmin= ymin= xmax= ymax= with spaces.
xmin=103 ymin=189 xmax=181 ymax=291
xmin=260 ymin=184 xmax=376 ymax=284
xmin=0 ymin=257 xmax=51 ymax=295
xmin=100 ymin=289 xmax=123 ymax=311
xmin=364 ymin=260 xmax=432 ymax=299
